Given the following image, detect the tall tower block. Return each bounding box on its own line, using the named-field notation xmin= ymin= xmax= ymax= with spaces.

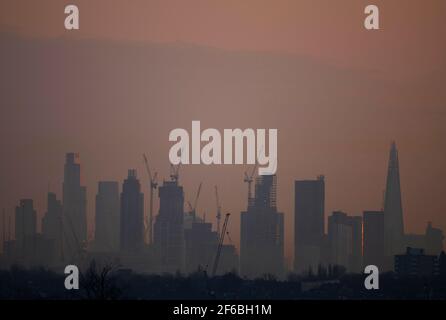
xmin=384 ymin=142 xmax=405 ymax=260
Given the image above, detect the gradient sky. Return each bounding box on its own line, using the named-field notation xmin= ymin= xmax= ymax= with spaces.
xmin=1 ymin=0 xmax=445 ymax=263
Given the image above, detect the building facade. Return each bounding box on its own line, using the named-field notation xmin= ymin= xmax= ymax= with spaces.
xmin=241 ymin=175 xmax=284 ymax=278
xmin=294 ymin=176 xmax=325 ymax=274
xmin=95 ymin=181 xmax=120 ymax=252
xmin=154 ymin=179 xmax=185 ymax=273
xmin=120 ymin=170 xmax=144 ymax=253
xmin=62 ymin=153 xmax=87 ymax=261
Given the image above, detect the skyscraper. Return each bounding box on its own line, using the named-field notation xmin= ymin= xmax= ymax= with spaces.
xmin=384 ymin=142 xmax=405 ymax=259
xmin=62 ymin=153 xmax=87 ymax=261
xmin=363 ymin=211 xmax=385 ymax=270
xmin=120 ymin=170 xmax=144 ymax=253
xmin=327 ymin=211 xmax=362 ymax=273
xmin=153 ymin=179 xmax=184 ymax=273
xmin=184 ymin=221 xmax=218 ymax=273
xmin=294 ymin=176 xmax=325 ymax=274
xmin=349 ymin=216 xmax=363 ymax=273
xmin=15 ymin=199 xmax=37 ymax=249
xmin=95 ymin=181 xmax=120 ymax=252
xmin=42 ymin=193 xmax=63 ymax=259
xmin=240 ymin=175 xmax=284 ymax=278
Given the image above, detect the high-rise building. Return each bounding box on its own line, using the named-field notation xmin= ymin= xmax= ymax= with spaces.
xmin=184 ymin=221 xmax=218 ymax=273
xmin=62 ymin=153 xmax=87 ymax=261
xmin=120 ymin=170 xmax=144 ymax=253
xmin=42 ymin=193 xmax=63 ymax=259
xmin=363 ymin=211 xmax=385 ymax=271
xmin=240 ymin=175 xmax=284 ymax=278
xmin=384 ymin=142 xmax=405 ymax=259
xmin=154 ymin=179 xmax=184 ymax=272
xmin=294 ymin=176 xmax=325 ymax=274
xmin=349 ymin=216 xmax=363 ymax=273
xmin=95 ymin=181 xmax=120 ymax=252
xmin=425 ymin=222 xmax=444 ymax=255
xmin=218 ymin=245 xmax=240 ymax=275
xmin=184 ymin=219 xmax=240 ymax=275
xmin=328 ymin=211 xmax=352 ymax=270
xmin=328 ymin=211 xmax=362 ymax=273
xmin=15 ymin=199 xmax=37 ymax=249
xmin=327 ymin=211 xmax=362 ymax=272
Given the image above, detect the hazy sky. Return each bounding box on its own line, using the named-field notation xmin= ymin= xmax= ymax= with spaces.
xmin=1 ymin=0 xmax=445 ymax=263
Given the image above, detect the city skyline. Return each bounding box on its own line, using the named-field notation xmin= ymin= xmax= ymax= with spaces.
xmin=1 ymin=0 xmax=446 ymax=264
xmin=1 ymin=142 xmax=443 ymax=274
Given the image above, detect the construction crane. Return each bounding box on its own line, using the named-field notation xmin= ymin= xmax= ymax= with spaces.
xmin=193 ymin=182 xmax=202 ymax=216
xmin=243 ymin=163 xmax=258 ymax=207
xmin=215 ymin=186 xmax=222 ymax=235
xmin=187 ymin=182 xmax=202 ymax=221
xmin=63 ymin=213 xmax=86 ymax=263
xmin=2 ymin=209 xmax=5 ymax=245
xmin=143 ymin=153 xmax=158 ymax=245
xmin=212 ymin=213 xmax=230 ymax=277
xmin=170 ymin=163 xmax=181 ymax=183
xmin=226 ymin=230 xmax=233 ymax=245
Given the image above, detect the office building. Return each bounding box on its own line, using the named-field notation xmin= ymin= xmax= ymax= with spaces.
xmin=363 ymin=211 xmax=385 ymax=270
xmin=294 ymin=176 xmax=325 ymax=274
xmin=42 ymin=193 xmax=63 ymax=260
xmin=95 ymin=181 xmax=120 ymax=252
xmin=154 ymin=178 xmax=185 ymax=273
xmin=62 ymin=153 xmax=87 ymax=261
xmin=120 ymin=170 xmax=144 ymax=252
xmin=15 ymin=199 xmax=37 ymax=249
xmin=241 ymin=175 xmax=284 ymax=278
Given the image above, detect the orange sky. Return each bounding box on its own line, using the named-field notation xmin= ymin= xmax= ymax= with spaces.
xmin=1 ymin=0 xmax=445 ymax=264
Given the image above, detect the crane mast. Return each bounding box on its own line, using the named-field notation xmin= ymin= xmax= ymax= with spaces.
xmin=143 ymin=153 xmax=158 ymax=245
xmin=212 ymin=213 xmax=230 ymax=277
xmin=215 ymin=186 xmax=222 ymax=235
xmin=243 ymin=163 xmax=258 ymax=207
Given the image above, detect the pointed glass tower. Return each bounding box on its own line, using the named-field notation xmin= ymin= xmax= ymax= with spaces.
xmin=384 ymin=142 xmax=405 ymax=258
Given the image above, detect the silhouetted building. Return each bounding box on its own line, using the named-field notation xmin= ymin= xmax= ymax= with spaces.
xmin=120 ymin=170 xmax=144 ymax=253
xmin=363 ymin=211 xmax=385 ymax=271
xmin=403 ymin=222 xmax=444 ymax=257
xmin=184 ymin=220 xmax=239 ymax=275
xmin=15 ymin=199 xmax=37 ymax=249
xmin=404 ymin=234 xmax=426 ymax=251
xmin=95 ymin=181 xmax=120 ymax=252
xmin=62 ymin=153 xmax=87 ymax=261
xmin=42 ymin=193 xmax=63 ymax=260
xmin=218 ymin=245 xmax=239 ymax=275
xmin=2 ymin=240 xmax=18 ymax=264
xmin=395 ymin=247 xmax=438 ymax=277
xmin=184 ymin=222 xmax=218 ymax=273
xmin=328 ymin=212 xmax=351 ymax=270
xmin=294 ymin=176 xmax=325 ymax=274
xmin=12 ymin=199 xmax=58 ymax=267
xmin=327 ymin=211 xmax=362 ymax=272
xmin=439 ymin=251 xmax=446 ymax=277
xmin=349 ymin=216 xmax=363 ymax=273
xmin=22 ymin=234 xmax=56 ymax=268
xmin=241 ymin=175 xmax=284 ymax=278
xmin=384 ymin=142 xmax=405 ymax=264
xmin=154 ymin=179 xmax=184 ymax=273
xmin=425 ymin=222 xmax=444 ymax=255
